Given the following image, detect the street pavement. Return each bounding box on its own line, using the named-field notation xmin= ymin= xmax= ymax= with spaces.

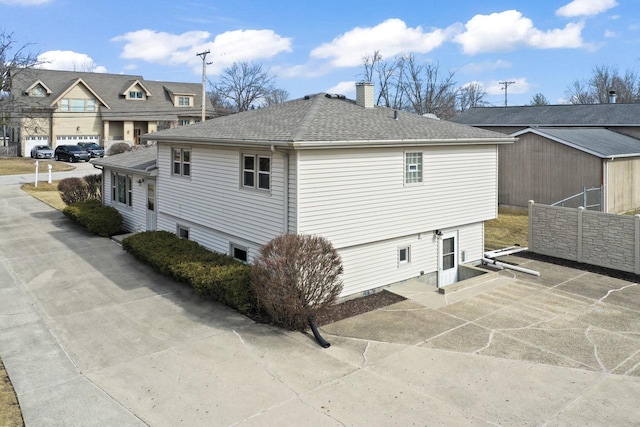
xmin=0 ymin=169 xmax=639 ymax=426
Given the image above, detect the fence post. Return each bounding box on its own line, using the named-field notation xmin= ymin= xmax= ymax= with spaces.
xmin=528 ymin=200 xmax=534 ymax=251
xmin=577 ymin=206 xmax=584 ymax=263
xmin=635 ymin=215 xmax=640 ymax=275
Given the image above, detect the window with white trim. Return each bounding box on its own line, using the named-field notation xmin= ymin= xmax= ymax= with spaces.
xmin=178 ymin=96 xmax=191 ymax=106
xmin=230 ymin=243 xmax=248 ymax=262
xmin=172 ymin=148 xmax=191 ymax=177
xmin=129 ymin=91 xmax=143 ymax=99
xmin=111 ymin=172 xmax=132 ymax=207
xmin=59 ymin=98 xmax=96 ymax=112
xmin=177 ymin=225 xmax=189 ymax=239
xmin=179 ymin=119 xmax=191 ymax=126
xmin=398 ymin=246 xmax=410 ymax=265
xmin=405 ymin=152 xmax=423 ymax=184
xmin=242 ymin=154 xmax=270 ymax=190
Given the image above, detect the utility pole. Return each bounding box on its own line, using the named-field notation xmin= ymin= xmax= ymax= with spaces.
xmin=196 ymin=50 xmax=211 ymax=121
xmin=498 ymin=81 xmax=515 ymax=107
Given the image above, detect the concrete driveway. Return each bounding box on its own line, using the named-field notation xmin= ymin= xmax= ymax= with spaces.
xmin=1 ymin=181 xmax=639 ymax=426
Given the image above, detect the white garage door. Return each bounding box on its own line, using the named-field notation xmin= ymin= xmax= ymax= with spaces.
xmin=25 ymin=136 xmax=50 ymax=157
xmin=56 ymin=135 xmax=100 ymax=145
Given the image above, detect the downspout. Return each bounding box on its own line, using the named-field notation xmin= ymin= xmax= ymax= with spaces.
xmin=271 ymin=145 xmax=289 ymax=234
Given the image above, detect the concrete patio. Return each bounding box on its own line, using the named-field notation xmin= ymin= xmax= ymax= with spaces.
xmin=1 ymin=180 xmax=639 ymax=426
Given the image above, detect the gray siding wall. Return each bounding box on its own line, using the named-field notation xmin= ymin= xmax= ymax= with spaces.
xmin=529 ymin=201 xmax=640 ymax=274
xmin=499 ymin=134 xmax=602 ymax=208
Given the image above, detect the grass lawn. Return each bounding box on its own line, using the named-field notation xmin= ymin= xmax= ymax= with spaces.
xmin=20 ymin=182 xmax=66 ymax=211
xmin=484 ymin=207 xmax=529 ymax=250
xmin=0 ymin=358 xmax=23 ymax=427
xmin=0 ymin=157 xmax=73 ymax=175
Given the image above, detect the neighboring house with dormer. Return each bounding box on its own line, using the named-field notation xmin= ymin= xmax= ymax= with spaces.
xmin=97 ymin=83 xmax=514 ymax=297
xmin=7 ymin=68 xmax=215 ymax=157
xmin=452 ymin=104 xmax=640 ymax=213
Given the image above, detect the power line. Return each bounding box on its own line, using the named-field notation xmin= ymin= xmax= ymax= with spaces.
xmin=498 ymin=81 xmax=515 ymax=107
xmin=196 ymin=50 xmax=212 ymax=121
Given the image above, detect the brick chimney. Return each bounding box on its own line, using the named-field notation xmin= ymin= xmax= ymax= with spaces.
xmin=356 ymin=82 xmax=374 ymax=108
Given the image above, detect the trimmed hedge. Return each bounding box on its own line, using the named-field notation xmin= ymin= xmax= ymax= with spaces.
xmin=122 ymin=231 xmax=254 ymax=313
xmin=63 ymin=200 xmax=123 ymax=237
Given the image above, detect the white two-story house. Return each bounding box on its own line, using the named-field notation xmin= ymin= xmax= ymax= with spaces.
xmin=98 ymin=83 xmax=514 ymax=297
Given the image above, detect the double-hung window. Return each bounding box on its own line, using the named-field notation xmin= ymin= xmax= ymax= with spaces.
xmin=242 ymin=154 xmax=270 ymax=190
xmin=405 ymin=152 xmax=423 ymax=184
xmin=111 ymin=172 xmax=132 ymax=207
xmin=178 ymin=96 xmax=191 ymax=106
xmin=172 ymin=148 xmax=191 ymax=177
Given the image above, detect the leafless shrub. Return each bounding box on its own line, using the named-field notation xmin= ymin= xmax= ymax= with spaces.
xmin=58 ymin=174 xmax=101 ymax=205
xmin=251 ymin=234 xmax=343 ymax=331
xmin=107 ymin=142 xmax=131 ymax=156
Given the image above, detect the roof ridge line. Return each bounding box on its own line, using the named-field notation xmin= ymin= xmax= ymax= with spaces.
xmin=291 ymin=94 xmax=324 ymax=142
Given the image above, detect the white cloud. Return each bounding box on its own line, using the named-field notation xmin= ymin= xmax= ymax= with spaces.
xmin=111 ymin=28 xmax=292 ymax=76
xmin=604 ymin=29 xmax=616 ymax=37
xmin=310 ymin=18 xmax=453 ymax=68
xmin=458 ymin=59 xmax=511 ymax=74
xmin=485 ymin=78 xmax=530 ymax=96
xmin=556 ymin=0 xmax=618 ymax=17
xmin=0 ymin=0 xmax=51 ymax=5
xmin=36 ymin=50 xmax=108 ymax=73
xmin=454 ymin=10 xmax=584 ymax=55
xmin=326 ymin=81 xmax=356 ymax=96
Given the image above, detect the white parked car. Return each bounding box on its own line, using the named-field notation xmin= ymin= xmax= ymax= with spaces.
xmin=30 ymin=145 xmax=54 ymax=159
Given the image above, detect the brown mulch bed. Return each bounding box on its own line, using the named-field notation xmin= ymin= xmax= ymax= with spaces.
xmin=315 ymin=290 xmax=406 ymax=326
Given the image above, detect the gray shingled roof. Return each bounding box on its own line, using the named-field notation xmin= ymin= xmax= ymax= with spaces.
xmin=514 ymin=127 xmax=640 ymax=158
xmin=10 ymin=68 xmax=211 ymax=120
xmin=145 ymin=93 xmax=514 ymax=147
xmin=92 ymin=147 xmax=157 ymax=173
xmin=451 ymin=104 xmax=640 ymax=127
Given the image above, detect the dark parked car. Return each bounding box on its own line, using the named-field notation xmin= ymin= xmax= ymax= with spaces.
xmin=30 ymin=145 xmax=54 ymax=159
xmin=54 ymin=145 xmax=90 ymax=162
xmin=77 ymin=142 xmax=105 ymax=158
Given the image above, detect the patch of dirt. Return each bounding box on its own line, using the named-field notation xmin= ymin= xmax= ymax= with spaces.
xmin=315 ymin=290 xmax=406 ymax=326
xmin=0 ymin=358 xmax=24 ymax=427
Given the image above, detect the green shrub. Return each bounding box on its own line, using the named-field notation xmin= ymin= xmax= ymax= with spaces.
xmin=63 ymin=200 xmax=123 ymax=237
xmin=122 ymin=231 xmax=255 ymax=313
xmin=175 ymin=262 xmax=253 ymax=313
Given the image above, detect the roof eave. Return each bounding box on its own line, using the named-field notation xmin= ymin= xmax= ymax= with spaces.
xmin=143 ymin=134 xmax=515 ymax=149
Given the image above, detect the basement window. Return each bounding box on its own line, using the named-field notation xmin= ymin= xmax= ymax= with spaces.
xmin=230 ymin=243 xmax=248 ymax=262
xmin=398 ymin=246 xmax=411 ymax=265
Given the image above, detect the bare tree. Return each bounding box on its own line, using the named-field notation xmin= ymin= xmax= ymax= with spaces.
xmin=458 ymin=82 xmax=488 ymax=112
xmin=251 ymin=234 xmax=343 ymax=331
xmin=211 ymin=61 xmax=278 ymax=112
xmin=402 ymin=56 xmax=458 ymax=119
xmin=565 ymin=79 xmax=596 ymax=104
xmin=0 ymin=31 xmax=41 ymax=145
xmin=529 ymin=93 xmax=550 ymax=106
xmin=263 ymin=88 xmax=289 ymax=107
xmin=565 ymin=65 xmax=640 ymax=104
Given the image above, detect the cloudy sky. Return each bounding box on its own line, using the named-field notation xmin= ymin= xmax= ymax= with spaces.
xmin=0 ymin=0 xmax=636 ymax=106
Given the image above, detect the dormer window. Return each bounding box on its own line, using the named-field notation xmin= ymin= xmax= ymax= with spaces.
xmin=129 ymin=91 xmax=143 ymax=99
xmin=178 ymin=96 xmax=191 ymax=106
xmin=32 ymin=86 xmax=46 ymax=97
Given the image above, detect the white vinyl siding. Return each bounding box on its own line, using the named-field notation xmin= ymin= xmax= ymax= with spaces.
xmin=157 ymin=144 xmax=287 ymax=251
xmin=102 ymin=169 xmax=148 ymax=232
xmin=297 ymin=146 xmax=498 ymax=249
xmin=338 ymin=222 xmax=484 ymax=297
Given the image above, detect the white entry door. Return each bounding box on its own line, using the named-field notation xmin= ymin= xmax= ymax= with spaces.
xmin=146 ymin=179 xmax=157 ymax=231
xmin=438 ymin=231 xmax=458 ymax=287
